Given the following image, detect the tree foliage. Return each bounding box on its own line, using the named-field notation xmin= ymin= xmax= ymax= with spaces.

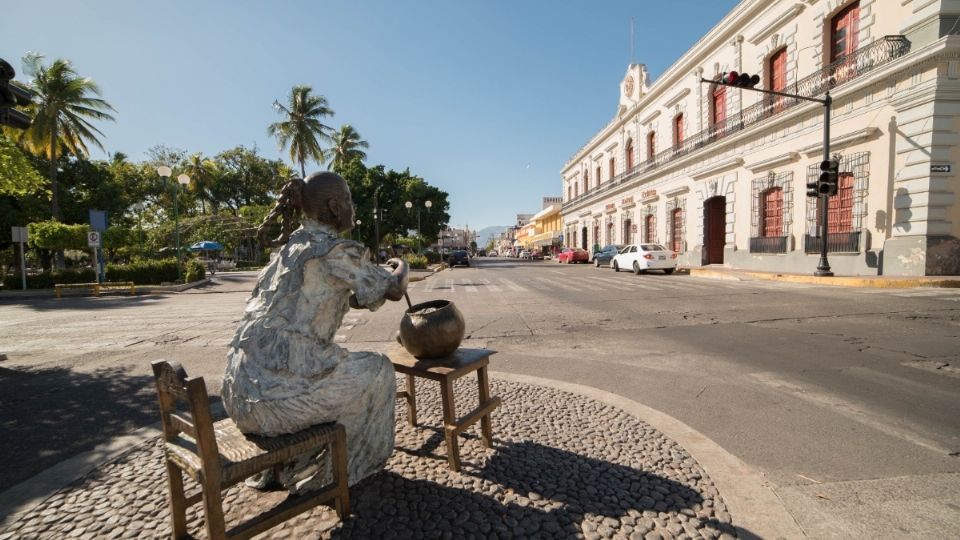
xmin=267 ymin=85 xmax=333 ymax=177
xmin=0 ymin=135 xmax=48 ymax=197
xmin=28 ymin=220 xmax=88 ymax=250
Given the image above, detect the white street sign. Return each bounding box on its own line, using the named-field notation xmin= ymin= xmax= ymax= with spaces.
xmin=87 ymin=231 xmax=101 ymax=247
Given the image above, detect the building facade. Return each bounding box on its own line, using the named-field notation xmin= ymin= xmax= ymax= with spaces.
xmin=560 ymin=0 xmax=960 ymax=276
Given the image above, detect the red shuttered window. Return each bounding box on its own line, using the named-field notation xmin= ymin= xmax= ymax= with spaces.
xmin=769 ymin=48 xmax=787 ymax=112
xmin=647 ymin=131 xmax=656 ymax=160
xmin=831 ymin=2 xmax=860 ymax=62
xmin=671 ymin=208 xmax=683 ymax=253
xmin=762 ymin=188 xmax=783 ymax=237
xmin=674 ymin=114 xmax=684 ymax=146
xmin=626 ymin=139 xmax=634 ymax=169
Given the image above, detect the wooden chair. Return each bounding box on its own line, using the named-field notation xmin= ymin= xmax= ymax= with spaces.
xmin=151 ymin=360 xmax=350 ymax=540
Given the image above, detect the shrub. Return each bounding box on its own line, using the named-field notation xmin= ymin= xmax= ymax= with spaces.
xmin=1 ymin=258 xmax=182 ymax=289
xmin=184 ymin=260 xmax=206 ymax=283
xmin=423 ymin=251 xmax=442 ymax=264
xmin=403 ymin=254 xmax=428 ymax=270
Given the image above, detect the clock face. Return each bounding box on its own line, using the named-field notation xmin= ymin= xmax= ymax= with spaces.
xmin=624 ymin=76 xmax=635 ymax=97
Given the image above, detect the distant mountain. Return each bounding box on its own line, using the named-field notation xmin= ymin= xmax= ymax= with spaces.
xmin=477 ymin=225 xmax=509 ymax=246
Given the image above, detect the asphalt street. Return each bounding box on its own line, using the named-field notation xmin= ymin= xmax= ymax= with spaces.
xmin=1 ymin=260 xmax=958 ymax=537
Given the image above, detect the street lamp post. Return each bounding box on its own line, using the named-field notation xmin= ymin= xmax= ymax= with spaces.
xmin=133 ymin=202 xmax=144 ymax=253
xmin=157 ymin=166 xmax=190 ymax=282
xmin=355 ymin=219 xmax=362 ymax=242
xmin=405 ymin=200 xmax=432 ymax=253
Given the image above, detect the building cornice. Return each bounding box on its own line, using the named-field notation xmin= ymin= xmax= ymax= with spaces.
xmin=690 ymin=157 xmax=745 ymax=180
xmin=747 ymin=3 xmax=805 ymax=45
xmin=745 ymin=152 xmax=800 ymax=172
xmin=664 ymin=88 xmax=691 ymax=109
xmin=800 ymin=128 xmax=881 ymax=157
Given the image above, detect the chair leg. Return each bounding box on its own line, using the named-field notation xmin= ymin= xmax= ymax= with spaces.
xmin=334 ymin=425 xmax=350 ymax=518
xmin=165 ymin=462 xmax=188 ymax=539
xmin=201 ymin=480 xmax=227 ymax=540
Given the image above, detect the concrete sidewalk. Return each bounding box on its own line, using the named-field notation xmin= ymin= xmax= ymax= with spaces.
xmin=689 ymin=266 xmax=960 ymax=288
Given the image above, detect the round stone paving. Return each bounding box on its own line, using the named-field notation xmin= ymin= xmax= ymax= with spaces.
xmin=1 ymin=378 xmax=737 ymax=539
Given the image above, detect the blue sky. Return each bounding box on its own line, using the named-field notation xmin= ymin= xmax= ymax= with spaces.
xmin=3 ymin=1 xmax=739 ymax=231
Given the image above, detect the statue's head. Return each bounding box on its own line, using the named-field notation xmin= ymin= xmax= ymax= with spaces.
xmin=301 ymin=171 xmax=355 ymax=233
xmin=256 ymin=171 xmax=355 ymax=248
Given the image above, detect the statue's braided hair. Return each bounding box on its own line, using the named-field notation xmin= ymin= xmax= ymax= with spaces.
xmin=257 ymin=177 xmax=304 ymax=248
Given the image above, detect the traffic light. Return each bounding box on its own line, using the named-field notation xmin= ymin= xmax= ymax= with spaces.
xmin=819 ymin=159 xmax=840 ymax=196
xmin=0 ymin=58 xmax=33 ymax=130
xmin=806 ymin=179 xmax=820 ymax=198
xmin=721 ymin=71 xmax=760 ymax=89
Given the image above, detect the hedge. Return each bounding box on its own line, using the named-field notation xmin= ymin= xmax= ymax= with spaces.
xmin=2 ymin=258 xmax=182 ymax=289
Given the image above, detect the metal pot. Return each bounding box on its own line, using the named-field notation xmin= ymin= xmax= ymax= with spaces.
xmin=397 ymin=299 xmax=465 ymax=359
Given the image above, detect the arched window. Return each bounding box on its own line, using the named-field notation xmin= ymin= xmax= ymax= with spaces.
xmin=584 ymin=169 xmax=589 ymax=191
xmin=606 ymin=221 xmax=614 ymax=244
xmin=671 ymin=208 xmax=683 ymax=253
xmin=596 ymin=165 xmax=601 ymax=185
xmin=609 ymin=157 xmax=615 ymax=180
xmin=673 ymin=114 xmax=684 ymax=147
xmin=626 ymin=138 xmax=634 ymax=169
xmin=647 ymin=131 xmax=656 ymax=161
xmin=567 ymin=185 xmax=572 ymax=200
xmin=623 ymin=219 xmax=632 ymax=244
xmin=574 ymin=183 xmax=578 ymax=198
xmin=762 ymin=188 xmax=784 ymax=237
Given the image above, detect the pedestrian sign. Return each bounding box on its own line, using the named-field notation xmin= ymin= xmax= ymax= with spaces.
xmin=87 ymin=231 xmax=101 ymax=247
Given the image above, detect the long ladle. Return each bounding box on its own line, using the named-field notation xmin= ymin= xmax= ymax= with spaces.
xmin=404 ymin=291 xmax=413 ymax=309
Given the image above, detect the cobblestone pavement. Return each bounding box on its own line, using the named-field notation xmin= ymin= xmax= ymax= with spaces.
xmin=1 ymin=379 xmax=737 ymax=540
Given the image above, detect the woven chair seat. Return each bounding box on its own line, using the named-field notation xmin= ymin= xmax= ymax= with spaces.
xmin=166 ymin=418 xmax=340 ymax=486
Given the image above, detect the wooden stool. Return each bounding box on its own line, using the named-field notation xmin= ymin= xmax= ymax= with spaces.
xmin=390 ymin=347 xmax=500 ymax=472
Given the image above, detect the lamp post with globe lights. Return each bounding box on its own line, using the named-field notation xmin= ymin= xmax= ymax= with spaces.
xmin=405 ymin=200 xmax=432 ymax=253
xmin=355 ymin=219 xmax=362 ymax=242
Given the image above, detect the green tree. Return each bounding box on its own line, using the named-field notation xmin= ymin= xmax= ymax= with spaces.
xmin=0 ymin=134 xmax=47 ymax=197
xmin=329 ymin=124 xmax=369 ymax=172
xmin=184 ymin=153 xmax=216 ymax=215
xmin=214 ymin=145 xmax=287 ymax=213
xmin=17 ymin=54 xmax=116 ymax=221
xmin=267 ymin=85 xmax=333 ymax=177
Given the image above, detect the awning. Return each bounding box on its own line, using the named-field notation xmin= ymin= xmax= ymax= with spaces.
xmin=527 ymin=230 xmax=561 ymax=247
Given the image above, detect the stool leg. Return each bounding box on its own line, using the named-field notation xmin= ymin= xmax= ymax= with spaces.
xmin=477 ymin=366 xmax=494 ymax=448
xmin=439 ymin=379 xmax=461 ymax=472
xmin=405 ymin=374 xmax=417 ymax=427
xmin=165 ymin=462 xmax=188 ymax=539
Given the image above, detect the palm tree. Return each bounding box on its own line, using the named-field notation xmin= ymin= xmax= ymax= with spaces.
xmin=19 ymin=53 xmax=116 ymax=221
xmin=185 ymin=152 xmax=216 ymax=214
xmin=328 ymin=124 xmax=369 ymax=171
xmin=267 ymin=85 xmax=333 ymax=178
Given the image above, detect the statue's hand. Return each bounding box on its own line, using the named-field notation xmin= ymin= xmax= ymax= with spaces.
xmin=384 ymin=258 xmax=409 ymax=301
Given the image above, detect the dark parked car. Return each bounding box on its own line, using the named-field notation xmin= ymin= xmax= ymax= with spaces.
xmin=592 ymin=244 xmax=624 ymax=267
xmin=448 ymin=250 xmax=470 ymax=267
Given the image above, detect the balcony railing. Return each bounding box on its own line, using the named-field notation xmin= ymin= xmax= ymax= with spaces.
xmin=804 ymin=231 xmax=861 ymax=254
xmin=563 ymin=35 xmax=911 ymax=209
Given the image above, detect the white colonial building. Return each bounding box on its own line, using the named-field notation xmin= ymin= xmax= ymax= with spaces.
xmin=560 ymin=0 xmax=960 ymax=276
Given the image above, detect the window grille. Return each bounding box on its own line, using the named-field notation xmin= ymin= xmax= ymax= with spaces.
xmin=666 ymin=197 xmax=686 ymax=253
xmin=641 ymin=203 xmax=657 ymax=243
xmin=750 ymin=172 xmax=793 ymax=253
xmin=805 ymin=151 xmax=869 ymax=253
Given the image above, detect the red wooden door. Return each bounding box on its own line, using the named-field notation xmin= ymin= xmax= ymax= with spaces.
xmin=671 ymin=208 xmax=683 ymax=252
xmin=831 ymin=2 xmax=860 ymax=62
xmin=704 ymin=197 xmax=725 ymax=264
xmin=712 ymin=86 xmax=726 ymax=137
xmin=769 ymin=48 xmax=787 ymax=112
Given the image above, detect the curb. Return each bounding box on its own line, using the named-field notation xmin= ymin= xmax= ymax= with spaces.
xmin=0 ymin=279 xmax=211 ymax=300
xmin=690 ymin=268 xmax=960 ymax=288
xmin=490 ymin=372 xmax=807 ymax=540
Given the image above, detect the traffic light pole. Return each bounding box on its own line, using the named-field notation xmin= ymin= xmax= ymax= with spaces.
xmin=816 ymin=94 xmax=834 ymax=276
xmin=699 ymin=78 xmax=834 ymax=276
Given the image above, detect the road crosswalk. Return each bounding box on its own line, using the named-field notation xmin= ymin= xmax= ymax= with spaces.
xmin=411 ymin=273 xmax=960 ymax=300
xmin=412 ymin=274 xmax=755 ymax=294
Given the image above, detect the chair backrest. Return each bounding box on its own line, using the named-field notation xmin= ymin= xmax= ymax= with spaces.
xmin=151 ymin=360 xmax=221 ymax=471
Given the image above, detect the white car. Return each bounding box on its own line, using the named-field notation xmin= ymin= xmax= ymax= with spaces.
xmin=519 ymin=250 xmax=532 ymax=260
xmin=611 ymin=243 xmax=678 ymax=274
